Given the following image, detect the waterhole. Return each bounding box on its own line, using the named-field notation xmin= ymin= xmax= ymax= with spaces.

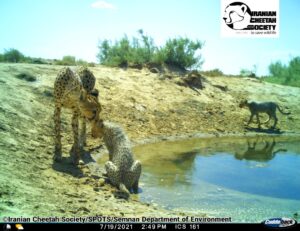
xmin=97 ymin=136 xmax=300 ymax=222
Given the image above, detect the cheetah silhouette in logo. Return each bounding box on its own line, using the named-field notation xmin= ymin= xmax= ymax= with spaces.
xmin=223 ymin=2 xmax=252 ymax=30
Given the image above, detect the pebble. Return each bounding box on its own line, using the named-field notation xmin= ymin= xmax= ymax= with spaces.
xmin=0 ymin=124 xmax=10 ymax=131
xmin=150 ymin=68 xmax=160 ymax=74
xmin=91 ymin=174 xmax=101 ymax=180
xmin=28 ymin=147 xmax=36 ymax=152
xmin=78 ymin=207 xmax=90 ymax=213
xmin=5 ymin=201 xmax=14 ymax=206
xmin=10 ymin=147 xmax=17 ymax=152
xmin=98 ymin=178 xmax=105 ymax=186
xmin=93 ymin=187 xmax=100 ymax=192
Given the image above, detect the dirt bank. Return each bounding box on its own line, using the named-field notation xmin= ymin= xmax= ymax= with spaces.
xmin=0 ymin=63 xmax=299 ymax=220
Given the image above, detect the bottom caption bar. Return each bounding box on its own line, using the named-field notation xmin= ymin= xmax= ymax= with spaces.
xmin=1 ymin=223 xmax=299 ymax=231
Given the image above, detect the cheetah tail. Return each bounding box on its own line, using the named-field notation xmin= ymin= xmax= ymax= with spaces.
xmin=276 ymin=105 xmax=291 ymax=115
xmin=119 ymin=183 xmax=130 ymax=195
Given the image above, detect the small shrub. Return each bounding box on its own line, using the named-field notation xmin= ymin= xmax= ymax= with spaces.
xmin=62 ymin=56 xmax=76 ymax=65
xmin=55 ymin=56 xmax=76 ymax=66
xmin=130 ymin=29 xmax=156 ymax=65
xmin=76 ymin=59 xmax=89 ymax=66
xmin=88 ymin=62 xmax=96 ymax=67
xmin=32 ymin=58 xmax=47 ymax=64
xmin=159 ymin=37 xmax=204 ymax=70
xmin=201 ymin=68 xmax=224 ymax=77
xmin=15 ymin=72 xmax=37 ymax=82
xmin=150 ymin=50 xmax=166 ymax=66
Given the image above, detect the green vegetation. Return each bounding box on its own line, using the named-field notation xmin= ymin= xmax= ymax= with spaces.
xmin=97 ymin=30 xmax=158 ymax=68
xmin=1 ymin=42 xmax=298 ymax=90
xmin=201 ymin=68 xmax=224 ymax=77
xmin=3 ymin=48 xmax=25 ymax=63
xmin=0 ymin=48 xmax=94 ymax=66
xmin=263 ymin=57 xmax=300 ymax=87
xmin=53 ymin=56 xmax=95 ymax=66
xmin=161 ymin=38 xmax=203 ymax=69
xmin=239 ymin=65 xmax=257 ymax=78
xmin=54 ymin=56 xmax=76 ymax=66
xmin=97 ymin=30 xmax=204 ymax=70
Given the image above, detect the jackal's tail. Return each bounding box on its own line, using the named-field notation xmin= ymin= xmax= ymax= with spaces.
xmin=276 ymin=105 xmax=291 ymax=115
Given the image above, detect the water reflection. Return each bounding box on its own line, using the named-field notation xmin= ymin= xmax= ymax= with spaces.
xmin=234 ymin=139 xmax=287 ymax=162
xmin=131 ymin=136 xmax=300 ymax=197
xmin=141 ymin=150 xmax=198 ymax=187
xmin=130 ymin=136 xmax=300 ymax=221
xmin=97 ymin=136 xmax=300 ymax=198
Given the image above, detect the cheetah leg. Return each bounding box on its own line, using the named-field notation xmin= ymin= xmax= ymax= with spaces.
xmin=54 ymin=103 xmax=62 ymax=162
xmin=71 ymin=109 xmax=80 ymax=165
xmin=105 ymin=161 xmax=119 ymax=187
xmin=80 ymin=118 xmax=87 ymax=147
xmin=272 ymin=115 xmax=278 ymax=129
xmin=256 ymin=114 xmax=261 ymax=128
xmin=129 ymin=160 xmax=142 ymax=194
xmin=247 ymin=114 xmax=254 ymax=126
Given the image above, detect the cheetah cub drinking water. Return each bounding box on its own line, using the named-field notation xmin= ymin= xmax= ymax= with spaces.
xmin=91 ymin=119 xmax=141 ymax=196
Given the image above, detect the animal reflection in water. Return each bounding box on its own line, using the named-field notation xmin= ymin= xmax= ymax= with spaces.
xmin=146 ymin=150 xmax=198 ymax=187
xmin=235 ymin=139 xmax=287 ymax=162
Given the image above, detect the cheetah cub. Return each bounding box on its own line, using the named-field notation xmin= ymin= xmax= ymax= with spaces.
xmin=91 ymin=119 xmax=141 ymax=196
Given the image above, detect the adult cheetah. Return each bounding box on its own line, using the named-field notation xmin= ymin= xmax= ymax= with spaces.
xmin=91 ymin=119 xmax=141 ymax=196
xmin=54 ymin=67 xmax=101 ymax=165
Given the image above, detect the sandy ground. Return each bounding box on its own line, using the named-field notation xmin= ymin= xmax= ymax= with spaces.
xmin=0 ymin=63 xmax=300 ymax=220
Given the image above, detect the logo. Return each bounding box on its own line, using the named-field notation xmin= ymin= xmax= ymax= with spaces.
xmin=221 ymin=0 xmax=279 ymax=37
xmin=262 ymin=218 xmax=297 ymax=228
xmin=223 ymin=2 xmax=252 ymax=30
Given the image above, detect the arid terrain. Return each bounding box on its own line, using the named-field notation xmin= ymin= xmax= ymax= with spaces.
xmin=0 ymin=63 xmax=300 ymax=220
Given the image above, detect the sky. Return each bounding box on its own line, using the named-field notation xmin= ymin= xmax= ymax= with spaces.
xmin=0 ymin=0 xmax=299 ymax=75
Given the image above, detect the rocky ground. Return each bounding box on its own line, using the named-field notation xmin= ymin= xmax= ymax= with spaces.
xmin=0 ymin=63 xmax=300 ymax=220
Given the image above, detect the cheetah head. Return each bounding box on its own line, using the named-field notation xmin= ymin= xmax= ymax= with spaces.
xmin=239 ymin=99 xmax=249 ymax=108
xmin=78 ymin=89 xmax=101 ymax=121
xmin=91 ymin=118 xmax=104 ymax=138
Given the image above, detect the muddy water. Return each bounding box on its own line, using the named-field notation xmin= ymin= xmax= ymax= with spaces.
xmin=98 ymin=136 xmax=300 ymax=222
